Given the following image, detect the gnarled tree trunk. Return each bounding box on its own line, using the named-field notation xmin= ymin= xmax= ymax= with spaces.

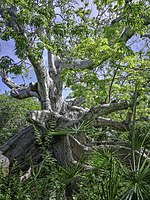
xmin=0 ymin=101 xmax=131 ymax=171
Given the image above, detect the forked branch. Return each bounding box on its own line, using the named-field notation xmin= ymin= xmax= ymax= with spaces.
xmin=0 ymin=70 xmax=40 ymax=99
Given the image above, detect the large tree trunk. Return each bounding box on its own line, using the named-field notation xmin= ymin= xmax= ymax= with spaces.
xmin=0 ymin=124 xmax=90 ymax=173
xmin=1 ymin=118 xmax=148 ymax=200
xmin=0 ymin=124 xmax=142 ymax=174
xmin=0 ymin=100 xmax=132 ymax=175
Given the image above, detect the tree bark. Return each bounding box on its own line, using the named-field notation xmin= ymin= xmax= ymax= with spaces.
xmin=0 ymin=125 xmax=91 ymax=171
xmin=1 ymin=124 xmax=148 ymax=175
xmin=0 ymin=126 xmax=41 ymax=170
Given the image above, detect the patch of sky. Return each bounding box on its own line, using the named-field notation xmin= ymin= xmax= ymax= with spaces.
xmin=0 ymin=39 xmax=71 ymax=98
xmin=0 ymin=39 xmax=37 ymax=93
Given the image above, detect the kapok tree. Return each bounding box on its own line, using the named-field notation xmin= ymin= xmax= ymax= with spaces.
xmin=0 ymin=0 xmax=150 ymax=173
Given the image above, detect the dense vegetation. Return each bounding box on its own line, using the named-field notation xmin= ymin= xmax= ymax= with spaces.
xmin=0 ymin=95 xmax=149 ymax=199
xmin=0 ymin=0 xmax=150 ymax=199
xmin=0 ymin=94 xmax=40 ymax=145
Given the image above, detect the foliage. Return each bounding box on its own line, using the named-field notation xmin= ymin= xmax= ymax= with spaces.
xmin=78 ymin=151 xmax=122 ymax=200
xmin=76 ymin=145 xmax=150 ymax=200
xmin=0 ymin=94 xmax=40 ymax=145
xmin=75 ymin=81 xmax=150 ymax=200
xmin=0 ymin=0 xmax=150 ymax=199
xmin=76 ymin=89 xmax=150 ymax=199
xmin=0 ymin=94 xmax=149 ymax=199
xmin=0 ymin=153 xmax=67 ymax=200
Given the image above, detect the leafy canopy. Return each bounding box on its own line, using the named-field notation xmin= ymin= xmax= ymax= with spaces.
xmin=0 ymin=0 xmax=150 ymax=114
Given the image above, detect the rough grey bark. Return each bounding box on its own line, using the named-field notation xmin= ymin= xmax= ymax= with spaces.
xmin=0 ymin=126 xmax=41 ymax=170
xmin=0 ymin=125 xmax=91 ymax=171
xmin=0 ymin=43 xmax=132 ymax=173
xmin=0 ymin=100 xmax=131 ymax=172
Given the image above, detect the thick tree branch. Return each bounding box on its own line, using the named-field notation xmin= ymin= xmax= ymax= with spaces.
xmin=47 ymin=53 xmax=64 ymax=111
xmin=0 ymin=126 xmax=42 ymax=169
xmin=26 ymin=110 xmax=73 ymax=131
xmin=0 ymin=69 xmax=19 ymax=89
xmin=0 ymin=151 xmax=10 ymax=176
xmin=93 ymin=117 xmax=130 ymax=131
xmin=27 ymin=56 xmax=54 ymax=110
xmin=69 ymin=134 xmax=91 ymax=161
xmin=60 ymin=102 xmax=131 ymax=131
xmin=68 ymin=98 xmax=86 ymax=107
xmin=11 ymin=86 xmax=40 ymax=99
xmin=82 ymin=101 xmax=131 ymax=121
xmin=48 ymin=53 xmax=61 ymax=75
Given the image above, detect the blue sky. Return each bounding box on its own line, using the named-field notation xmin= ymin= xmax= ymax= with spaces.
xmin=0 ymin=39 xmax=36 ymax=93
xmin=0 ymin=0 xmax=146 ymax=95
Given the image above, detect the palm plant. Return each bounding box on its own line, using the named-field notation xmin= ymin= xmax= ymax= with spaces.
xmin=120 ymin=83 xmax=150 ymax=200
xmin=76 ymin=82 xmax=150 ymax=200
